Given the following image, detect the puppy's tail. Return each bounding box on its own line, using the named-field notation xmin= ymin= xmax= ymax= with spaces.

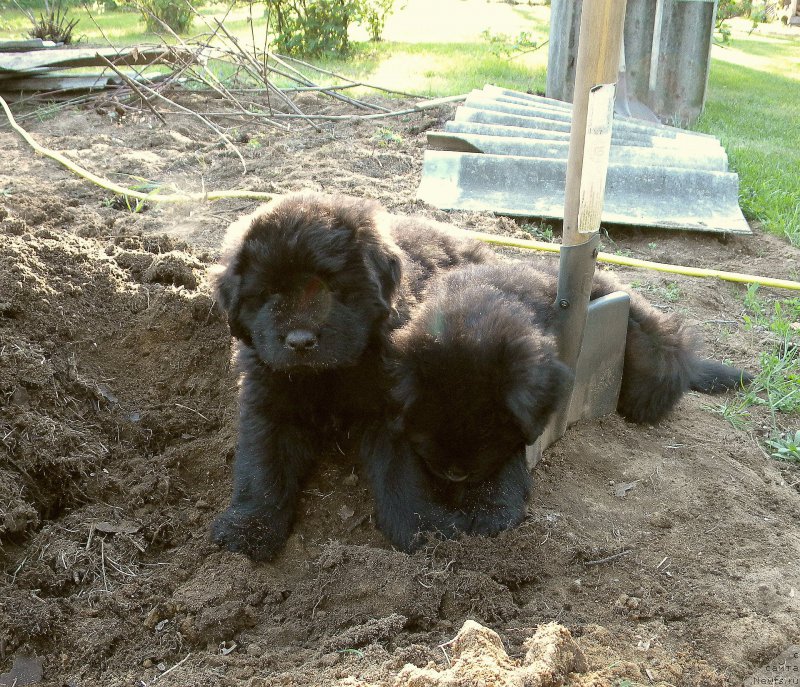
xmin=617 ymin=298 xmax=753 ymax=425
xmin=689 ymin=358 xmax=753 ymax=394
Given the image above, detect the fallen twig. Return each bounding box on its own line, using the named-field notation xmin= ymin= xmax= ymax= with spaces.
xmin=171 ymin=94 xmax=467 ymax=122
xmin=583 ymin=549 xmax=632 ymax=567
xmin=128 ymin=77 xmax=248 ymax=171
xmin=275 ymin=52 xmax=431 ymax=100
xmin=96 ymin=54 xmax=166 ymax=124
xmin=152 ymin=653 xmax=191 ymax=683
xmin=266 ymin=49 xmax=389 ymax=112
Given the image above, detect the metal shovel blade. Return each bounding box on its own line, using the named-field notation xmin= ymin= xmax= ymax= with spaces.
xmin=526 ymin=290 xmax=630 ymax=469
xmin=566 ymin=290 xmax=630 ymax=425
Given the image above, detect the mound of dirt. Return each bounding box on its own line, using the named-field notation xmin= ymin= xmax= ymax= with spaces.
xmin=1 ymin=93 xmax=799 ymax=687
xmin=396 ymin=619 xmax=593 ymax=686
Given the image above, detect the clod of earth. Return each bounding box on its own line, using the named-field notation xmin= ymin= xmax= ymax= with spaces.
xmin=396 ymin=619 xmax=590 ymax=687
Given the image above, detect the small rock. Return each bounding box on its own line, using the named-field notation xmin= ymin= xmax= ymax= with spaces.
xmin=318 ymin=653 xmax=340 ymax=667
xmin=11 ymin=386 xmax=30 ymax=405
xmin=246 ymin=643 xmax=263 ymax=657
xmin=648 ymin=513 xmax=673 ymax=529
xmin=142 ymin=252 xmax=200 ymax=290
xmin=143 ymin=659 xmax=154 ymax=668
xmin=614 ymin=481 xmax=638 ymax=498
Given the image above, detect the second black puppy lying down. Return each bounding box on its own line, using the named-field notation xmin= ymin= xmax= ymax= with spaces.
xmin=210 ymin=192 xmax=493 ymax=561
xmin=364 ymin=261 xmax=753 ymax=552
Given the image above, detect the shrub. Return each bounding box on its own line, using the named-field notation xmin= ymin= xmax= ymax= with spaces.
xmin=264 ymin=0 xmax=398 ymax=56
xmin=358 ymin=0 xmax=400 ymax=42
xmin=716 ymin=0 xmax=756 ymax=42
xmin=136 ymin=0 xmax=194 ymax=33
xmin=264 ymin=0 xmax=352 ymax=55
xmin=21 ymin=0 xmax=80 ymax=44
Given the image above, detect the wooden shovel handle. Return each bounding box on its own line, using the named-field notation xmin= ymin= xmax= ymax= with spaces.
xmin=562 ymin=0 xmax=628 ymax=247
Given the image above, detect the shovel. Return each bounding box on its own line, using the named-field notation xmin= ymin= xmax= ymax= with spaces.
xmin=527 ymin=0 xmax=631 ymax=467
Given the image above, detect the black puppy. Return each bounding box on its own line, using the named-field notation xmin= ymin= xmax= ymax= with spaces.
xmin=211 ymin=192 xmax=493 ymax=560
xmin=365 ymin=262 xmax=752 ymax=552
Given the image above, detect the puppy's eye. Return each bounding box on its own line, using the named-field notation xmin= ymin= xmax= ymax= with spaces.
xmin=242 ymin=288 xmax=279 ymax=303
xmin=408 ymin=434 xmax=434 ymax=459
xmin=240 ymin=292 xmax=265 ymax=306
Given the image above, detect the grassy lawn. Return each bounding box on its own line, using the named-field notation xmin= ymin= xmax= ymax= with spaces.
xmin=1 ymin=5 xmax=161 ymax=45
xmin=696 ymin=22 xmax=800 ymax=246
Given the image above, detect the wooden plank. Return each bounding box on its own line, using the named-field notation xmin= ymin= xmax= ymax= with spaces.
xmin=0 ymin=46 xmax=194 ymax=74
xmin=0 ymin=74 xmax=121 ymax=92
xmin=0 ymin=39 xmax=63 ymax=52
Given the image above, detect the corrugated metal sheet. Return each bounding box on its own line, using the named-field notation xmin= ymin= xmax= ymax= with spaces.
xmin=417 ymin=85 xmax=751 ymax=235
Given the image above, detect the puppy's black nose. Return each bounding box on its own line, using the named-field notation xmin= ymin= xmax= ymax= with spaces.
xmin=285 ymin=329 xmax=318 ymax=351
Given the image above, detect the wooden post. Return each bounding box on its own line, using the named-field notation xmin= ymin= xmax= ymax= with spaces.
xmin=549 ymin=0 xmax=718 ymax=126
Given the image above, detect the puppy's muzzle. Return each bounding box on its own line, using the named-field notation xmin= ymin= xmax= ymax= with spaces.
xmin=444 ymin=468 xmax=469 ymax=483
xmin=284 ymin=329 xmax=318 ymax=352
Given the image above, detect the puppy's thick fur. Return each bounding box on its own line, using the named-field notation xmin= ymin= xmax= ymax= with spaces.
xmin=365 ymin=262 xmax=752 ymax=552
xmin=211 ymin=192 xmax=493 ymax=560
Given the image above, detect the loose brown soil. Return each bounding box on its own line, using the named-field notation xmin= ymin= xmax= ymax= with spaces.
xmin=1 ymin=92 xmax=799 ymax=687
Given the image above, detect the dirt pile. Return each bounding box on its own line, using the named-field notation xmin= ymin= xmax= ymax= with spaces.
xmin=396 ymin=619 xmax=595 ymax=686
xmin=0 ymin=204 xmax=237 ymax=676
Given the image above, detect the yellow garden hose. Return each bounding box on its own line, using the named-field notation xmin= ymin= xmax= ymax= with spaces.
xmin=464 ymin=231 xmax=800 ymax=292
xmin=0 ymin=95 xmax=275 ymax=204
xmin=2 ymin=95 xmax=799 ymax=292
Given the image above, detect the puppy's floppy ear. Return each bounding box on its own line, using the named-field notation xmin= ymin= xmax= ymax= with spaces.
xmin=504 ymin=343 xmax=572 ymax=445
xmin=213 ymin=260 xmax=251 ymax=343
xmin=332 ymin=199 xmax=403 ymax=315
xmin=213 ymin=261 xmax=239 ymax=313
xmin=213 ymin=205 xmax=268 ymax=343
xmin=366 ymin=237 xmax=403 ymax=314
xmin=387 ymin=354 xmax=418 ymax=432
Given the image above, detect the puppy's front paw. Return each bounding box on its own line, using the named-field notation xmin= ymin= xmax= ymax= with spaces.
xmin=467 ymin=503 xmax=526 ymax=537
xmin=210 ymin=507 xmax=290 ymax=562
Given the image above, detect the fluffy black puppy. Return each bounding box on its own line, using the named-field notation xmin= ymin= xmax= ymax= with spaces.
xmin=211 ymin=192 xmax=493 ymax=560
xmin=365 ymin=262 xmax=752 ymax=552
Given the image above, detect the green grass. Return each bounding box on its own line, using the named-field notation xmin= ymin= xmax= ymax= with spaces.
xmin=2 ymin=3 xmax=549 ymax=97
xmin=309 ymin=41 xmax=548 ymax=97
xmin=711 ymin=285 xmax=800 ymax=444
xmin=695 ymin=32 xmax=800 ymax=246
xmin=519 ymin=220 xmax=557 ymax=243
xmin=767 ymin=430 xmax=800 ymax=462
